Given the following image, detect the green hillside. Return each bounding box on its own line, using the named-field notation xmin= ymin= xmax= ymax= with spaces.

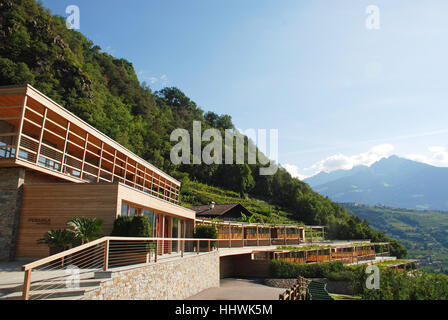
xmin=0 ymin=0 xmax=406 ymax=258
xmin=344 ymin=203 xmax=448 ymax=273
xmin=181 ymin=178 xmax=300 ymax=225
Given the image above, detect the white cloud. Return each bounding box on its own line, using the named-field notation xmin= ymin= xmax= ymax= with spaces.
xmin=148 ymin=77 xmax=159 ymax=84
xmin=311 ymin=144 xmax=395 ymax=173
xmin=160 ymin=74 xmax=169 ymax=85
xmin=428 ymin=146 xmax=446 ymax=153
xmin=283 ymin=164 xmax=308 ymax=180
xmin=138 ymin=72 xmax=169 ymax=86
xmin=405 ymin=146 xmax=448 ymax=166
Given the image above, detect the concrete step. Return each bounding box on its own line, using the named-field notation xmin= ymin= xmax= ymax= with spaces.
xmin=0 ymin=278 xmax=104 ymax=300
xmin=0 ymin=287 xmax=87 ymax=300
xmin=94 ymin=271 xmax=112 ymax=279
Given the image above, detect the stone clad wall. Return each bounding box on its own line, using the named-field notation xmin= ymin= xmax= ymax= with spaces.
xmin=0 ymin=168 xmax=25 ymax=261
xmin=83 ymin=251 xmax=220 ymax=300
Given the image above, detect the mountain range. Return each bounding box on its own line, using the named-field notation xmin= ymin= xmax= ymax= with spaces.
xmin=305 ymin=155 xmax=448 ymax=211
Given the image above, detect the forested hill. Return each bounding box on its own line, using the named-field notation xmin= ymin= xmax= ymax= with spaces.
xmin=0 ymin=0 xmax=406 ymax=256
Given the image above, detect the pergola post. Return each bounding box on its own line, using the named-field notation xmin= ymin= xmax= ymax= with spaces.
xmin=15 ymin=94 xmax=28 ymax=160
xmin=124 ymin=156 xmax=128 ymax=183
xmin=35 ymin=107 xmax=47 ymax=164
xmin=60 ymin=122 xmax=70 ymax=173
xmin=96 ymin=142 xmax=104 ymax=182
xmin=111 ymin=150 xmax=117 ymax=182
xmin=352 ymin=246 xmax=355 ymax=264
xmin=80 ymin=132 xmax=89 ymax=180
xmin=284 ymin=226 xmax=286 ymax=245
xmin=241 ymin=223 xmax=244 ymax=247
xmin=229 ymin=223 xmax=232 ymax=248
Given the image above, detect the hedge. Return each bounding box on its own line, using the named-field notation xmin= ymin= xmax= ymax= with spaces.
xmin=111 ymin=215 xmax=152 ymax=237
xmin=269 ymin=260 xmax=345 ymax=279
xmin=111 ymin=216 xmax=133 ymax=237
xmin=193 ymin=224 xmax=217 ymax=239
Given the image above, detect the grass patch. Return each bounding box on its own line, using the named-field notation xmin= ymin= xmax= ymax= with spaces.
xmin=330 ymin=294 xmax=362 ymax=300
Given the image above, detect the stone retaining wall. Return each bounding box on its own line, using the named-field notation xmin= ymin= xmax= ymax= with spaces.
xmin=83 ymin=251 xmax=220 ymax=300
xmin=0 ymin=168 xmax=25 ymax=261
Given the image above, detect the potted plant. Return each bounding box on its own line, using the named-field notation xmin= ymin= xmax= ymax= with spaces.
xmin=67 ymin=217 xmax=104 ymax=244
xmin=37 ymin=229 xmax=75 ymax=256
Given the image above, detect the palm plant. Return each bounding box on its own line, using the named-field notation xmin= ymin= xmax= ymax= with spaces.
xmin=37 ymin=229 xmax=75 ymax=255
xmin=67 ymin=217 xmax=104 ymax=244
xmin=240 ymin=212 xmax=256 ymax=224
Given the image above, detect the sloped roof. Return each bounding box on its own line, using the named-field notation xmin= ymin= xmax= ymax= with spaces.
xmin=190 ymin=203 xmax=250 ymax=217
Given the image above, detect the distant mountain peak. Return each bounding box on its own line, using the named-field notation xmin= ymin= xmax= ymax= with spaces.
xmin=305 ymin=155 xmax=448 ymax=211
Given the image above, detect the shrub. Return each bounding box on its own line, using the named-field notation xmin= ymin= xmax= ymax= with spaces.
xmin=129 ymin=215 xmax=152 ymax=237
xmin=354 ymin=268 xmax=448 ymax=300
xmin=194 ymin=224 xmax=217 ymax=248
xmin=325 ymin=270 xmax=354 ymax=281
xmin=269 ymin=260 xmax=345 ymax=278
xmin=111 ymin=216 xmax=133 ymax=237
xmin=194 ymin=224 xmax=217 ymax=239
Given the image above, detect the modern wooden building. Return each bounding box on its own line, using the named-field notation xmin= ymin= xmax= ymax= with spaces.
xmin=192 ymin=203 xmax=326 ymax=246
xmin=0 ymin=84 xmax=195 ymax=260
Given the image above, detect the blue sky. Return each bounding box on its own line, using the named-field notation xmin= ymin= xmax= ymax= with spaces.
xmin=41 ymin=0 xmax=448 ymax=178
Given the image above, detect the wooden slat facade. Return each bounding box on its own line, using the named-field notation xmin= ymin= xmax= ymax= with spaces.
xmin=15 ymin=183 xmax=196 ymax=259
xmin=16 ymin=184 xmax=119 ymax=258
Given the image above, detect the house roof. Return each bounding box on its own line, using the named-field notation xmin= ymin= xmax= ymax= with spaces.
xmin=190 ymin=203 xmax=251 ymax=217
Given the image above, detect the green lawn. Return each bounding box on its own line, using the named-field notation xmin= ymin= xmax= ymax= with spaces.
xmin=330 ymin=294 xmax=362 ymax=300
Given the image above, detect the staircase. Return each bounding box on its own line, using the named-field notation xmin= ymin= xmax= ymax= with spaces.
xmin=306 ymin=281 xmax=334 ymax=300
xmin=0 ymin=272 xmax=110 ymax=300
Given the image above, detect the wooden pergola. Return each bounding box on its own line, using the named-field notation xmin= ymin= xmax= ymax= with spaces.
xmin=252 ymin=242 xmax=391 ymax=265
xmin=0 ymin=84 xmax=180 ymax=204
xmin=195 ymin=219 xmax=321 ymax=247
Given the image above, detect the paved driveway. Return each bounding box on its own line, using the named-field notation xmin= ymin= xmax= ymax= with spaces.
xmin=187 ymin=278 xmax=284 ymax=300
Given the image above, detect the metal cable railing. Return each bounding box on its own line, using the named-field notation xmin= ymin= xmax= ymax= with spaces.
xmin=20 ymin=237 xmax=219 ymax=301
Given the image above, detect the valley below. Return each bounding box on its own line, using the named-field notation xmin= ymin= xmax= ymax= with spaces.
xmin=343 ymin=203 xmax=448 ymax=274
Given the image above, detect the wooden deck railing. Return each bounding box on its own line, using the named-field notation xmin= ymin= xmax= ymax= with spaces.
xmin=266 ymin=243 xmax=390 ymax=265
xmin=279 ymin=276 xmax=311 ymax=300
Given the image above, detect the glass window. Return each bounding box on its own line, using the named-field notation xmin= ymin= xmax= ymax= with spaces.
xmin=121 ymin=203 xmax=129 ymax=216
xmin=129 ymin=207 xmax=136 ymax=217
xmin=142 ymin=209 xmax=154 ymax=220
xmin=142 ymin=209 xmax=155 ymax=236
xmin=172 ymin=218 xmax=179 ymax=238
